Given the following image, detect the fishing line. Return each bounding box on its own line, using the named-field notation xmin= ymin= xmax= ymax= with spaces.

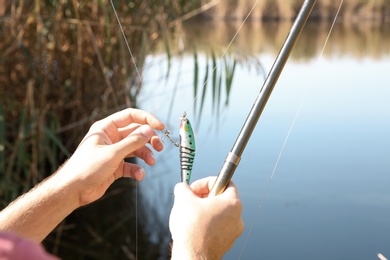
xmin=270 ymin=1 xmax=343 ymax=180
xmin=135 ymin=181 xmax=138 ymax=259
xmin=238 ymin=1 xmax=344 ymax=258
xmin=110 ymin=0 xmax=143 ymax=86
xmin=109 ymin=1 xmax=145 ymax=258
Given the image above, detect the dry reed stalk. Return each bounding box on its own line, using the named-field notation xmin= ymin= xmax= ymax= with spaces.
xmin=86 ymin=23 xmax=119 ymax=108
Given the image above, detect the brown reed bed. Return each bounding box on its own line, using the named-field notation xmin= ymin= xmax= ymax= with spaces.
xmin=0 ymin=0 xmax=237 ymax=258
xmin=1 ymin=1 xmax=202 ymax=258
xmin=0 ymin=0 xmax=200 ymax=206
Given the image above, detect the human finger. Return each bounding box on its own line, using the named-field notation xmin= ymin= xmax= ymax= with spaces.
xmin=122 ymin=162 xmax=146 ymax=181
xmin=173 ymin=182 xmax=197 ymax=202
xmin=191 ymin=177 xmax=240 ymax=199
xmin=118 ymin=123 xmax=142 ymax=140
xmin=104 ymin=108 xmax=165 ymax=131
xmin=217 ymin=180 xmax=240 ymax=200
xmin=119 ymin=124 xmax=164 ymax=152
xmin=112 ymin=125 xmax=155 ymax=159
xmin=150 ymin=135 xmax=164 ymax=152
xmin=130 ymin=146 xmax=156 ymax=166
xmin=190 ymin=176 xmax=217 ymax=198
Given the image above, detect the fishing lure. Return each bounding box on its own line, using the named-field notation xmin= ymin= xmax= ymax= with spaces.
xmin=165 ymin=112 xmax=196 ymax=184
xmin=179 ymin=112 xmax=196 ymax=184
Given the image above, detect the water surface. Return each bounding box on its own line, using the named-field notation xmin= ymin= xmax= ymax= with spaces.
xmin=138 ymin=21 xmax=390 ymax=259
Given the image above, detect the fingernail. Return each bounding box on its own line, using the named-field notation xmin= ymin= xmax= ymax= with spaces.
xmin=147 ymin=153 xmax=155 ymax=165
xmin=134 ymin=168 xmax=145 ymax=180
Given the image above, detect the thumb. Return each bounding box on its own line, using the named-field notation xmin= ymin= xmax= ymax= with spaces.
xmin=173 ymin=182 xmax=197 ymax=201
xmin=113 ymin=125 xmax=154 ymax=158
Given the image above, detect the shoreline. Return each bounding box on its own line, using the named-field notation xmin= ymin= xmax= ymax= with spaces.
xmin=200 ymin=0 xmax=390 ymax=22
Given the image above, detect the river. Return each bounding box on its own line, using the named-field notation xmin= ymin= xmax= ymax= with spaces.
xmin=136 ymin=20 xmax=390 ymax=259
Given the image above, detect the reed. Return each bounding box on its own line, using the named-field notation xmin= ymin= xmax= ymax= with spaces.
xmin=193 ymin=50 xmax=239 ymax=126
xmin=0 ymin=1 xmax=204 ymax=258
xmin=0 ymin=0 xmax=201 ymax=205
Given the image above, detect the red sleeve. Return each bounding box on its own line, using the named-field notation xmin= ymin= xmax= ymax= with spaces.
xmin=0 ymin=232 xmax=59 ymax=260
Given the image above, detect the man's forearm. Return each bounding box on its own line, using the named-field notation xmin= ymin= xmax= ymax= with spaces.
xmin=0 ymin=170 xmax=78 ymax=242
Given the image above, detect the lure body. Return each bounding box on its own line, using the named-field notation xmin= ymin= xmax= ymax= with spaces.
xmin=179 ymin=112 xmax=195 ymax=184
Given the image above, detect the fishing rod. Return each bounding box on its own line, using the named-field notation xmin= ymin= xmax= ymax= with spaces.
xmin=210 ymin=0 xmax=317 ymax=196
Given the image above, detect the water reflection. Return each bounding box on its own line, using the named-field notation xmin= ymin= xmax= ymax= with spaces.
xmin=139 ymin=20 xmax=390 ymax=260
xmin=156 ymin=20 xmax=390 ymax=60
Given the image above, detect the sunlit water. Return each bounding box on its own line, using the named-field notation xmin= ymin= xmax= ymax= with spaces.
xmin=136 ymin=21 xmax=390 ymax=259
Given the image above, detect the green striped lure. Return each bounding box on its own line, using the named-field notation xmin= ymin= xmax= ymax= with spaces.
xmin=179 ymin=112 xmax=196 ymax=184
xmin=165 ymin=112 xmax=196 ymax=184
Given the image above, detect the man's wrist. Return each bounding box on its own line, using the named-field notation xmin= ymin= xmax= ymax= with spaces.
xmin=170 ymin=241 xmax=221 ymax=260
xmin=49 ymin=165 xmax=81 ymax=211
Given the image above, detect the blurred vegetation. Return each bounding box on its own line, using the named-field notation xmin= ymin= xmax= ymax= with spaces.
xmin=0 ymin=0 xmax=204 ymax=259
xmin=178 ymin=18 xmax=390 ymax=61
xmin=201 ymin=0 xmax=390 ymax=21
xmin=0 ymin=0 xmax=201 ymax=204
